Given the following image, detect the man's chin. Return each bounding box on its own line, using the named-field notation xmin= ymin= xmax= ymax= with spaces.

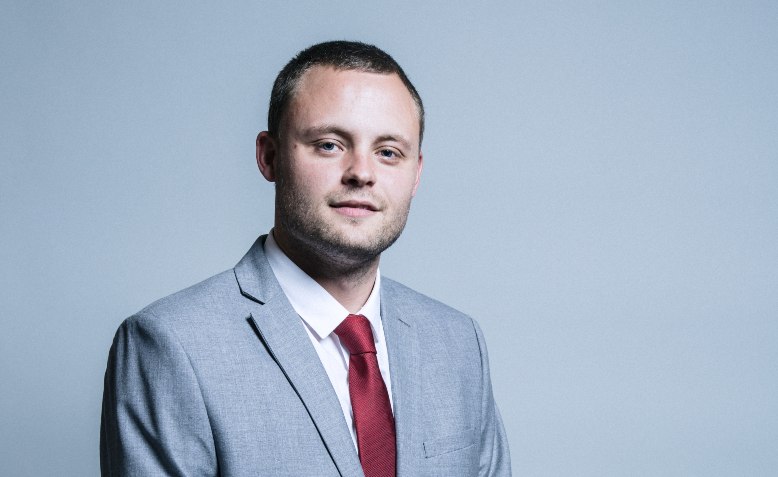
xmin=324 ymin=238 xmax=385 ymax=261
xmin=317 ymin=232 xmax=399 ymax=264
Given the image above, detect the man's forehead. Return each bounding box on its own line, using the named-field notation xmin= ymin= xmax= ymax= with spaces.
xmin=294 ymin=66 xmax=407 ymax=97
xmin=283 ymin=66 xmax=419 ymax=143
xmin=290 ymin=67 xmax=418 ymax=118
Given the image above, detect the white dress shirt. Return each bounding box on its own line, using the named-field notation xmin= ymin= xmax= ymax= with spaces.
xmin=263 ymin=232 xmax=394 ymax=448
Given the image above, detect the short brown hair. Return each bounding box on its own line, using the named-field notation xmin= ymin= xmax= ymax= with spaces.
xmin=267 ymin=40 xmax=424 ymax=144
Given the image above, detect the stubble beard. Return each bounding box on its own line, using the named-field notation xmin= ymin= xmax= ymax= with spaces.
xmin=275 ymin=175 xmax=412 ymax=276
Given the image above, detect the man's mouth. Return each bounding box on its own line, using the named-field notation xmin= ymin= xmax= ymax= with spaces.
xmin=331 ymin=200 xmax=379 ymax=218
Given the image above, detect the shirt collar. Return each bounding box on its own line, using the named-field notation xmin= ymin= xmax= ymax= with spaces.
xmin=263 ymin=231 xmax=382 ymax=342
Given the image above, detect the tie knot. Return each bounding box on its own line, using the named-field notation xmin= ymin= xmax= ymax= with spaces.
xmin=334 ymin=314 xmax=377 ymax=355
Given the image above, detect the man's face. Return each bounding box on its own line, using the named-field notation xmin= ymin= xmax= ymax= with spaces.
xmin=259 ymin=66 xmax=423 ymax=268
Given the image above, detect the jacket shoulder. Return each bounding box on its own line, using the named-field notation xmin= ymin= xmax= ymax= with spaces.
xmin=381 ymin=276 xmax=475 ymax=330
xmin=128 ymin=269 xmax=241 ymax=327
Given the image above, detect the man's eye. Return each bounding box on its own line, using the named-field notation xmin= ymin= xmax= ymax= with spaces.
xmin=379 ymin=149 xmax=398 ymax=158
xmin=317 ymin=142 xmax=338 ymax=152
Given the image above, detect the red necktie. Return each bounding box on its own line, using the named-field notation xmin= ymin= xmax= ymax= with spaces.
xmin=335 ymin=314 xmax=396 ymax=477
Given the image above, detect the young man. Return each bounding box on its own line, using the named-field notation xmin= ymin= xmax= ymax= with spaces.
xmin=101 ymin=41 xmax=510 ymax=477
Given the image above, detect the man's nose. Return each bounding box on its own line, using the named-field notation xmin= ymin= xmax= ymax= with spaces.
xmin=342 ymin=149 xmax=376 ymax=187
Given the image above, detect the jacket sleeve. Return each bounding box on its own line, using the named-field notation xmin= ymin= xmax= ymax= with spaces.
xmin=472 ymin=319 xmax=512 ymax=476
xmin=100 ymin=312 xmax=217 ymax=476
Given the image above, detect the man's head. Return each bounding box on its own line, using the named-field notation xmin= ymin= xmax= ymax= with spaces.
xmin=267 ymin=40 xmax=424 ymax=146
xmin=256 ymin=41 xmax=424 ymax=275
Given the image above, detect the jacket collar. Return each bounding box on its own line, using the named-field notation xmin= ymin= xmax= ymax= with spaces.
xmin=380 ymin=279 xmax=422 ymax=476
xmin=234 ymin=236 xmax=364 ymax=477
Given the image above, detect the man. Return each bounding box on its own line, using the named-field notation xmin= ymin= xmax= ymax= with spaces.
xmin=101 ymin=41 xmax=510 ymax=476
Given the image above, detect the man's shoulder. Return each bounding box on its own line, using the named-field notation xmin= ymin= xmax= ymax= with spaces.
xmin=126 ymin=268 xmax=241 ymax=329
xmin=381 ymin=276 xmax=476 ymax=329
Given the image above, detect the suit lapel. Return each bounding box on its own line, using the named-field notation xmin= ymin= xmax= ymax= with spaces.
xmin=235 ymin=237 xmax=363 ymax=477
xmin=381 ymin=283 xmax=422 ymax=477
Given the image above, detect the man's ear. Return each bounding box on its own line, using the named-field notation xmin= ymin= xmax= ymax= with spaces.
xmin=256 ymin=131 xmax=277 ymax=182
xmin=412 ymin=150 xmax=423 ymax=196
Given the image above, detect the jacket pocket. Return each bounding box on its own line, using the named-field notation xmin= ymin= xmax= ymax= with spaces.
xmin=423 ymin=429 xmax=475 ymax=458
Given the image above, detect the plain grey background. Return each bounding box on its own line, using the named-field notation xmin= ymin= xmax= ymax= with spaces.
xmin=2 ymin=1 xmax=777 ymax=475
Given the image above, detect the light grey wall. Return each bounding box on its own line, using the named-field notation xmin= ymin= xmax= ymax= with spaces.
xmin=2 ymin=1 xmax=776 ymax=475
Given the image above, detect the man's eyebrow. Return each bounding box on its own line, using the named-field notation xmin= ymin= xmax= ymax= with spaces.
xmin=299 ymin=127 xmax=414 ymax=150
xmin=374 ymin=134 xmax=412 ymax=150
xmin=299 ymin=125 xmax=350 ymax=139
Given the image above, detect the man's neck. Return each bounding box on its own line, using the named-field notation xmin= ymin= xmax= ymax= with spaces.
xmin=271 ymin=230 xmax=380 ymax=313
xmin=312 ymin=269 xmax=378 ymax=314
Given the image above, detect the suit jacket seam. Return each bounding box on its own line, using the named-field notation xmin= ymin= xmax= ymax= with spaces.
xmin=144 ymin=308 xmax=219 ymax=468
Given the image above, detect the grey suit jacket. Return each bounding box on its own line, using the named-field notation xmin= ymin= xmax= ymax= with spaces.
xmin=101 ymin=236 xmax=511 ymax=476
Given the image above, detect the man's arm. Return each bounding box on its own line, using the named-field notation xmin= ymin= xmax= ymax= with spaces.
xmin=472 ymin=319 xmax=512 ymax=476
xmin=100 ymin=312 xmax=217 ymax=476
